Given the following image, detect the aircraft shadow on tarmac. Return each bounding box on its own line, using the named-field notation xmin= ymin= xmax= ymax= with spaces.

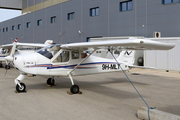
xmin=24 ymin=75 xmax=151 ymax=100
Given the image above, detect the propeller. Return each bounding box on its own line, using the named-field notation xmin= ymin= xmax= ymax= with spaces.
xmin=4 ymin=38 xmax=18 ymax=76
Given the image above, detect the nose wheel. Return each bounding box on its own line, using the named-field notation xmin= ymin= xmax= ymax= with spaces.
xmin=14 ymin=74 xmax=26 ymax=93
xmin=16 ymin=83 xmax=26 ymax=92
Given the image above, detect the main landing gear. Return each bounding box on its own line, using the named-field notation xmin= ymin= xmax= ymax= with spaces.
xmin=70 ymin=85 xmax=79 ymax=94
xmin=68 ymin=73 xmax=81 ymax=94
xmin=46 ymin=75 xmax=81 ymax=94
xmin=47 ymin=77 xmax=55 ymax=86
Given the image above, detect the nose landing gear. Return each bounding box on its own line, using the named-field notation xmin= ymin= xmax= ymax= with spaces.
xmin=16 ymin=83 xmax=26 ymax=92
xmin=14 ymin=74 xmax=26 ymax=93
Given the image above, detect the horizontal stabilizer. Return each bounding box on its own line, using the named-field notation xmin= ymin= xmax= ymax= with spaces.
xmin=128 ymin=65 xmax=156 ymax=69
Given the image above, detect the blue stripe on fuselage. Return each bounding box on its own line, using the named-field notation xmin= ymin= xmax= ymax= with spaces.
xmin=29 ymin=62 xmax=119 ymax=69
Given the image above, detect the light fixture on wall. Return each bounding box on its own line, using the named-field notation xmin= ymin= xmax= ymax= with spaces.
xmin=78 ymin=30 xmax=81 ymax=34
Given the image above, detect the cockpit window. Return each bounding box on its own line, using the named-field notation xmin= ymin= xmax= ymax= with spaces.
xmin=37 ymin=45 xmax=57 ymax=59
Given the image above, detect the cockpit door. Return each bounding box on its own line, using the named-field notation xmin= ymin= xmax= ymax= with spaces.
xmin=49 ymin=49 xmax=70 ymax=76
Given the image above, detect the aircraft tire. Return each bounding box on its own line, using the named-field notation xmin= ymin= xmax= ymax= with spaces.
xmin=16 ymin=83 xmax=26 ymax=92
xmin=70 ymin=85 xmax=79 ymax=94
xmin=47 ymin=78 xmax=55 ymax=86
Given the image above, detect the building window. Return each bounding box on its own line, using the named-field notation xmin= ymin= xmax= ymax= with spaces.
xmin=51 ymin=16 xmax=56 ymax=23
xmin=67 ymin=12 xmax=75 ymax=20
xmin=3 ymin=28 xmax=5 ymax=32
xmin=6 ymin=27 xmax=8 ymax=32
xmin=18 ymin=24 xmax=21 ymax=30
xmin=37 ymin=19 xmax=42 ymax=26
xmin=27 ymin=22 xmax=30 ymax=28
xmin=162 ymin=0 xmax=180 ymax=4
xmin=90 ymin=7 xmax=99 ymax=17
xmin=120 ymin=0 xmax=133 ymax=12
xmin=12 ymin=26 xmax=15 ymax=31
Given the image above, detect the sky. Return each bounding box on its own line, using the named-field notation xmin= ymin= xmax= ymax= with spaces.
xmin=0 ymin=9 xmax=21 ymax=22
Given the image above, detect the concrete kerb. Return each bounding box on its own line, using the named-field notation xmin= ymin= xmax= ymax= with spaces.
xmin=137 ymin=107 xmax=180 ymax=120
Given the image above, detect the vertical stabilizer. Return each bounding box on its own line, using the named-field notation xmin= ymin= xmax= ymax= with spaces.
xmin=117 ymin=50 xmax=135 ymax=65
xmin=44 ymin=40 xmax=53 ymax=45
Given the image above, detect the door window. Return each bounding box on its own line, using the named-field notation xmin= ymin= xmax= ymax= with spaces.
xmin=53 ymin=51 xmax=69 ymax=63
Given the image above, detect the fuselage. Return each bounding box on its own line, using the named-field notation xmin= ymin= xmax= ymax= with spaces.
xmin=13 ymin=49 xmax=130 ymax=77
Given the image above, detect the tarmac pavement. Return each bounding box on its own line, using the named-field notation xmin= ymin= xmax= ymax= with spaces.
xmin=0 ymin=68 xmax=180 ymax=120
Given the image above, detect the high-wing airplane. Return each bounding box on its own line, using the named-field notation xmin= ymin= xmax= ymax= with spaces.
xmin=0 ymin=38 xmax=53 ymax=69
xmin=4 ymin=38 xmax=175 ymax=94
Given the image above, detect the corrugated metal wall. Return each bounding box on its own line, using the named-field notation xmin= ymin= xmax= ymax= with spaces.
xmin=1 ymin=0 xmax=180 ymax=45
xmin=144 ymin=38 xmax=180 ymax=72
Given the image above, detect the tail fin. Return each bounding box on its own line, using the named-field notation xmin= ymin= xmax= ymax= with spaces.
xmin=117 ymin=50 xmax=135 ymax=65
xmin=117 ymin=50 xmax=154 ymax=69
xmin=44 ymin=40 xmax=53 ymax=45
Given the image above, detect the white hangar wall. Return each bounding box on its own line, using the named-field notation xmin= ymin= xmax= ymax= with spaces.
xmin=144 ymin=38 xmax=180 ymax=72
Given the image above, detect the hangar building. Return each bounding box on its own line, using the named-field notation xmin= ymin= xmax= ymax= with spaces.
xmin=0 ymin=0 xmax=180 ymax=44
xmin=0 ymin=0 xmax=180 ymax=72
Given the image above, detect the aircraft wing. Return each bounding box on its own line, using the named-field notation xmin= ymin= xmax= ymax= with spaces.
xmin=1 ymin=43 xmax=49 ymax=49
xmin=60 ymin=38 xmax=175 ymax=50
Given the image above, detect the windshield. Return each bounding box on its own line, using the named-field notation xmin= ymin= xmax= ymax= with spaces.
xmin=37 ymin=45 xmax=56 ymax=59
xmin=0 ymin=49 xmax=8 ymax=54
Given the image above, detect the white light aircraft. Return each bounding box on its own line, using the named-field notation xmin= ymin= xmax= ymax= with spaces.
xmin=0 ymin=38 xmax=53 ymax=69
xmin=5 ymin=38 xmax=175 ymax=94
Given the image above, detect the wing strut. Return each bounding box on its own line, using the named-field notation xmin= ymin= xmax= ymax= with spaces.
xmin=108 ymin=48 xmax=155 ymax=120
xmin=67 ymin=48 xmax=97 ymax=94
